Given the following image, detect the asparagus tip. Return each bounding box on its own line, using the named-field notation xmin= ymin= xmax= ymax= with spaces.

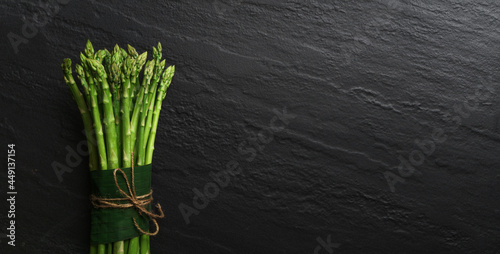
xmin=85 ymin=40 xmax=94 ymax=58
xmin=61 ymin=58 xmax=72 ymax=73
xmin=137 ymin=52 xmax=148 ymax=68
xmin=144 ymin=60 xmax=155 ymax=77
xmin=127 ymin=44 xmax=138 ymax=58
xmin=75 ymin=64 xmax=84 ymax=77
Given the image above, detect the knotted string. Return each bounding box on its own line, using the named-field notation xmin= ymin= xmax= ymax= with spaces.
xmin=90 ymin=153 xmax=164 ymax=236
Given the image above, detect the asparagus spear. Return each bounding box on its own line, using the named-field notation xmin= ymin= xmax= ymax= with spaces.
xmin=61 ymin=59 xmax=98 ymax=172
xmin=145 ymin=65 xmax=175 ymax=162
xmin=131 ymin=60 xmax=154 ymax=158
xmin=134 ymin=63 xmax=155 ymax=253
xmin=129 ymin=52 xmax=147 ymax=111
xmin=127 ymin=44 xmax=139 ymax=58
xmin=120 ymin=48 xmax=128 ymax=60
xmin=128 ymin=237 xmax=140 ymax=254
xmin=94 ymin=49 xmax=108 ymax=63
xmin=136 ymin=60 xmax=155 ymax=165
xmin=74 ymin=64 xmax=91 ymax=107
xmin=78 ymin=48 xmax=109 ymax=254
xmin=84 ymin=40 xmax=94 ymax=58
xmin=141 ymin=65 xmax=175 ymax=254
xmin=137 ymin=46 xmax=163 ymax=254
xmin=111 ymin=62 xmax=122 ymax=165
xmin=90 ymin=81 xmax=108 ymax=169
xmin=121 ymin=57 xmax=133 ymax=168
xmin=78 ymin=55 xmax=108 ymax=171
xmin=144 ymin=45 xmax=165 ymax=146
xmin=90 ymin=245 xmax=97 ymax=254
xmin=82 ymin=44 xmax=106 ymax=119
xmin=87 ymin=59 xmax=120 ymax=170
xmin=123 ymin=241 xmax=128 ymax=254
xmin=107 ymin=243 xmax=113 ymax=254
xmin=97 ymin=244 xmax=106 ymax=254
xmin=86 ymin=57 xmax=120 ymax=254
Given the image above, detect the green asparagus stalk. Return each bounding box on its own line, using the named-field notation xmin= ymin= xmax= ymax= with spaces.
xmin=123 ymin=241 xmax=128 ymax=254
xmin=144 ymin=44 xmax=164 ymax=157
xmin=128 ymin=237 xmax=140 ymax=254
xmin=61 ymin=59 xmax=98 ymax=172
xmin=145 ymin=65 xmax=175 ymax=162
xmin=126 ymin=44 xmax=138 ymax=102
xmin=139 ymin=235 xmax=148 ymax=254
xmin=113 ymin=241 xmax=125 ymax=254
xmin=80 ymin=50 xmax=108 ymax=254
xmin=125 ymin=48 xmax=150 ymax=254
xmin=110 ymin=57 xmax=125 ymax=254
xmin=136 ymin=49 xmax=161 ymax=254
xmin=97 ymin=244 xmax=106 ymax=254
xmin=143 ymin=87 xmax=157 ymax=153
xmin=141 ymin=65 xmax=175 ymax=254
xmin=90 ymin=245 xmax=97 ymax=254
xmin=87 ymin=59 xmax=120 ymax=170
xmin=107 ymin=243 xmax=113 ymax=254
xmin=121 ymin=58 xmax=133 ymax=168
xmin=129 ymin=52 xmax=147 ymax=108
xmin=127 ymin=44 xmax=139 ymax=58
xmin=113 ymin=48 xmax=133 ymax=254
xmin=129 ymin=62 xmax=138 ymax=105
xmin=131 ymin=60 xmax=154 ymax=158
xmin=120 ymin=48 xmax=128 ymax=60
xmin=74 ymin=64 xmax=91 ymax=106
xmin=82 ymin=44 xmax=105 ymax=119
xmin=95 ymin=49 xmax=108 ymax=63
xmin=130 ymin=52 xmax=147 ymax=106
xmin=136 ymin=60 xmax=155 ymax=165
xmin=90 ymin=58 xmax=122 ymax=254
xmin=111 ymin=62 xmax=122 ymax=165
xmin=144 ymin=55 xmax=165 ymax=145
xmin=78 ymin=55 xmax=108 ymax=171
xmin=84 ymin=40 xmax=94 ymax=58
xmin=88 ymin=70 xmax=108 ymax=171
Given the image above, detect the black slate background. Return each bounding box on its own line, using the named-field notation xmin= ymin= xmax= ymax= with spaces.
xmin=1 ymin=0 xmax=500 ymax=253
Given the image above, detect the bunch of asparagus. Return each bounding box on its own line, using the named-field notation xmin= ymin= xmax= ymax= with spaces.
xmin=61 ymin=40 xmax=174 ymax=254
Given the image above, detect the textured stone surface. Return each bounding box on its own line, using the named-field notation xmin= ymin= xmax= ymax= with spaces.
xmin=1 ymin=0 xmax=500 ymax=253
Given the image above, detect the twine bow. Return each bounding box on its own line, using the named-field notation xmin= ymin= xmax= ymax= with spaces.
xmin=90 ymin=154 xmax=164 ymax=236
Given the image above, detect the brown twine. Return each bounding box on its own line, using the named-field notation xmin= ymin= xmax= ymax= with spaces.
xmin=90 ymin=153 xmax=164 ymax=236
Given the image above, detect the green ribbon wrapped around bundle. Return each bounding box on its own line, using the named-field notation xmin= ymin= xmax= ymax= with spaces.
xmin=90 ymin=164 xmax=153 ymax=245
